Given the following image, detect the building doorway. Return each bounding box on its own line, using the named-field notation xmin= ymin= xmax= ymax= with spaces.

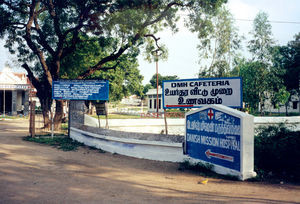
xmin=0 ymin=90 xmax=12 ymax=114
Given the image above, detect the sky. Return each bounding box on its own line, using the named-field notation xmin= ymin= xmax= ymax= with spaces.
xmin=138 ymin=0 xmax=300 ymax=84
xmin=0 ymin=0 xmax=300 ymax=84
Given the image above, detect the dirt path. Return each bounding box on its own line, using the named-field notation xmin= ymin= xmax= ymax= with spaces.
xmin=0 ymin=119 xmax=299 ymax=204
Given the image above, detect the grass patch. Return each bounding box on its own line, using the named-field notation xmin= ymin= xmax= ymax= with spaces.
xmin=88 ymin=146 xmax=106 ymax=153
xmin=23 ymin=135 xmax=83 ymax=151
xmin=61 ymin=123 xmax=68 ymax=130
xmin=92 ymin=114 xmax=142 ymax=119
xmin=178 ymin=159 xmax=239 ymax=181
xmin=0 ymin=115 xmax=29 ymax=120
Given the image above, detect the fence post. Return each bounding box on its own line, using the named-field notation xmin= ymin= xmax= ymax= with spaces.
xmin=164 ymin=109 xmax=168 ymax=135
xmin=29 ymin=101 xmax=36 ymax=137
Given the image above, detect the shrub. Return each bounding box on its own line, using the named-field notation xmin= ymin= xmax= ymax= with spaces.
xmin=255 ymin=125 xmax=300 ymax=182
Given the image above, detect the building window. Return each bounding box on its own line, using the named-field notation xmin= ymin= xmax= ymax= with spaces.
xmin=293 ymin=101 xmax=298 ymax=109
xmin=149 ymin=99 xmax=152 ymax=109
xmin=154 ymin=99 xmax=157 ymax=109
xmin=159 ymin=99 xmax=161 ymax=109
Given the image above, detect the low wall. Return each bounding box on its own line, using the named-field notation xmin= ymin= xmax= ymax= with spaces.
xmin=70 ymin=126 xmax=185 ymax=162
xmin=254 ymin=116 xmax=300 ymax=131
xmin=85 ymin=115 xmax=300 ymax=135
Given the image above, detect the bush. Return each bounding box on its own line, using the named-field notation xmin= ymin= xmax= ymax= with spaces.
xmin=255 ymin=125 xmax=300 ymax=182
xmin=178 ymin=159 xmax=239 ymax=180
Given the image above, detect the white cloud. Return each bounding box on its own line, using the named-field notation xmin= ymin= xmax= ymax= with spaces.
xmin=228 ymin=0 xmax=259 ymax=20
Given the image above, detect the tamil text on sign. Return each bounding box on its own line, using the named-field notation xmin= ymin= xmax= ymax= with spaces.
xmin=163 ymin=77 xmax=242 ymax=109
xmin=52 ymin=80 xmax=109 ymax=100
xmin=184 ymin=105 xmax=256 ymax=180
xmin=186 ymin=107 xmax=241 ymax=171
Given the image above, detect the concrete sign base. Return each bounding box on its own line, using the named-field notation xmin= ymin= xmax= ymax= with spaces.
xmin=185 ymin=105 xmax=256 ymax=180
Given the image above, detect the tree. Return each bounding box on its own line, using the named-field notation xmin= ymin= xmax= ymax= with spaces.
xmin=0 ymin=0 xmax=226 ymax=129
xmin=194 ymin=6 xmax=242 ymax=77
xmin=149 ymin=73 xmax=179 ymax=87
xmin=240 ymin=61 xmax=267 ymax=112
xmin=279 ymin=33 xmax=300 ymax=114
xmin=283 ymin=33 xmax=300 ymax=93
xmin=60 ymin=35 xmax=144 ymax=101
xmin=143 ymin=83 xmax=154 ymax=97
xmin=248 ymin=12 xmax=275 ymax=62
xmin=246 ymin=11 xmax=285 ymax=114
xmin=268 ymin=46 xmax=290 ymax=113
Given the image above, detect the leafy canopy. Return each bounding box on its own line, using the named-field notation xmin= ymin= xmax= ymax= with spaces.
xmin=0 ymin=0 xmax=227 ymax=125
xmin=195 ymin=6 xmax=242 ymax=78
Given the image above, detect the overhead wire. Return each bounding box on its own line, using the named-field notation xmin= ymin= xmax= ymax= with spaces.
xmin=235 ymin=18 xmax=300 ymax=24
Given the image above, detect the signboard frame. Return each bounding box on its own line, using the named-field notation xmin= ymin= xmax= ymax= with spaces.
xmin=162 ymin=77 xmax=242 ymax=109
xmin=52 ymin=80 xmax=109 ymax=101
xmin=184 ymin=104 xmax=256 ymax=180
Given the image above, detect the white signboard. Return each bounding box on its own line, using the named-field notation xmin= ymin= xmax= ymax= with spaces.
xmin=163 ymin=77 xmax=242 ymax=109
xmin=0 ymin=84 xmax=31 ymax=90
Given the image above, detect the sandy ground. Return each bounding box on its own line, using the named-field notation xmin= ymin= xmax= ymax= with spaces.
xmin=0 ymin=119 xmax=299 ymax=204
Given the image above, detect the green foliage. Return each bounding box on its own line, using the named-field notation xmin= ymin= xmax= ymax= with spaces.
xmin=254 ymin=125 xmax=300 ymax=182
xmin=240 ymin=61 xmax=267 ymax=111
xmin=143 ymin=83 xmax=154 ymax=96
xmin=195 ymin=6 xmax=243 ymax=77
xmin=149 ymin=73 xmax=179 ymax=87
xmin=0 ymin=0 xmax=227 ymax=125
xmin=241 ymin=12 xmax=287 ymax=114
xmin=60 ymin=35 xmax=144 ymax=101
xmin=178 ymin=159 xmax=213 ymax=172
xmin=248 ymin=12 xmax=274 ymax=62
xmin=93 ymin=114 xmax=141 ymax=119
xmin=281 ymin=33 xmax=300 ymax=103
xmin=178 ymin=159 xmax=239 ymax=180
xmin=23 ymin=135 xmax=83 ymax=151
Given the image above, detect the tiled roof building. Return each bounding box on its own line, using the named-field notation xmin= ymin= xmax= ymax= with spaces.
xmin=0 ymin=66 xmax=31 ymax=116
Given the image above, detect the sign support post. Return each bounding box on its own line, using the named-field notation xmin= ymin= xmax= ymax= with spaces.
xmin=29 ymin=101 xmax=36 ymax=137
xmin=163 ymin=109 xmax=168 ymax=135
xmin=52 ymin=80 xmax=109 ymax=135
xmin=51 ymin=105 xmax=54 ymax=139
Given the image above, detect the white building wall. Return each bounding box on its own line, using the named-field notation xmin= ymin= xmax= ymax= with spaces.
xmin=261 ymin=94 xmax=300 ymax=114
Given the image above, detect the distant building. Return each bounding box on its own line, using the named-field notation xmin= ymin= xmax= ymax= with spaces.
xmin=0 ymin=66 xmax=32 ymax=115
xmin=146 ymin=88 xmax=164 ymax=113
xmin=120 ymin=95 xmax=141 ymax=106
xmin=260 ymin=94 xmax=300 ymax=114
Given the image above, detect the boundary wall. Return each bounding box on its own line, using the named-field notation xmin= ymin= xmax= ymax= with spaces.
xmin=85 ymin=115 xmax=300 ymax=135
xmin=70 ymin=127 xmax=185 ymax=162
xmin=69 ymin=100 xmax=299 ymax=164
xmin=70 ymin=115 xmax=299 ymax=164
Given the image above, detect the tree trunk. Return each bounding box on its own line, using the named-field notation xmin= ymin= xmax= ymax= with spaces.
xmin=43 ymin=109 xmax=51 ymax=130
xmin=40 ymin=97 xmax=52 ymax=130
xmin=54 ymin=100 xmax=64 ymax=130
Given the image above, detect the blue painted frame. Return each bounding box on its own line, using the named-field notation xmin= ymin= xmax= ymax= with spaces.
xmin=162 ymin=77 xmax=243 ymax=109
xmin=185 ymin=107 xmax=241 ymax=171
xmin=52 ymin=80 xmax=109 ymax=100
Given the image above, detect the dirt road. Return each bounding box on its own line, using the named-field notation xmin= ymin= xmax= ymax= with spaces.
xmin=0 ymin=119 xmax=299 ymax=204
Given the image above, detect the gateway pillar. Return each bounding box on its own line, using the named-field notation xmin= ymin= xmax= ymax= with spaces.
xmin=12 ymin=90 xmax=17 ymax=116
xmin=24 ymin=90 xmax=29 ymax=115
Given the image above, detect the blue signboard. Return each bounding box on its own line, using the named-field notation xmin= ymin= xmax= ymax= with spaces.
xmin=52 ymin=80 xmax=109 ymax=100
xmin=186 ymin=108 xmax=241 ymax=171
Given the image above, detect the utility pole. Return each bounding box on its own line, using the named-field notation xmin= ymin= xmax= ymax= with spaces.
xmin=155 ymin=50 xmax=159 ymax=117
xmin=3 ymin=85 xmax=5 ymax=118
